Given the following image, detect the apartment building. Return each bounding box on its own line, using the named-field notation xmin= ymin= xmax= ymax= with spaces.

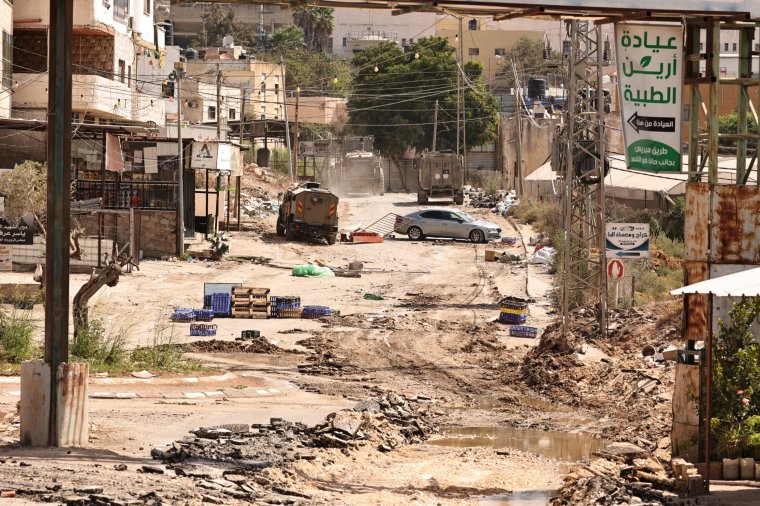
xmin=186 ymin=57 xmax=283 ymax=122
xmin=168 ymin=3 xmax=291 ymax=47
xmin=12 ymin=0 xmax=167 ymax=126
xmin=332 ymin=8 xmax=436 ymax=58
xmin=0 ymin=1 xmax=11 ymax=119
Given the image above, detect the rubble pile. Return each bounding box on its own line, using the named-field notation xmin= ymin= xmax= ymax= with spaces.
xmin=185 ymin=337 xmax=299 ymax=355
xmin=466 ymin=189 xmax=516 ymax=216
xmin=553 ymin=441 xmax=684 ymax=506
xmin=297 ymin=351 xmax=365 ymax=376
xmin=148 ymin=394 xmax=435 ymax=501
xmin=517 ymin=301 xmax=682 ymax=443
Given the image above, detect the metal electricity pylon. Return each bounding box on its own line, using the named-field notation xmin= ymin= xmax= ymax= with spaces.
xmin=559 ymin=20 xmax=608 ymax=338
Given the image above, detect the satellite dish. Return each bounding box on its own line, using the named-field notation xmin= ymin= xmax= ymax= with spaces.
xmin=222 ymin=35 xmax=234 ymax=47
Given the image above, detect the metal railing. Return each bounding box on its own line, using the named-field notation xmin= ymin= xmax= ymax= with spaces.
xmin=74 ymin=180 xmax=178 ymax=210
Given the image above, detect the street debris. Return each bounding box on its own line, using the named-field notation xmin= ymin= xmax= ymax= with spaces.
xmin=185 ymin=337 xmax=299 ymax=355
xmin=292 ymin=264 xmax=335 ymax=278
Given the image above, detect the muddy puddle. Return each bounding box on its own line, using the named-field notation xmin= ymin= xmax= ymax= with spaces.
xmin=480 ymin=490 xmax=555 ymax=505
xmin=429 ymin=426 xmax=606 ymax=462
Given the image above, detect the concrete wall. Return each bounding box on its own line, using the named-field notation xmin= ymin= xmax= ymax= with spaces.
xmin=14 ymin=0 xmax=152 ymax=36
xmin=500 ymin=114 xmax=555 ymax=191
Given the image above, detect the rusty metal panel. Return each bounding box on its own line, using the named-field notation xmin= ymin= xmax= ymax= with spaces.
xmin=685 ymin=183 xmax=710 ymax=262
xmin=684 ymin=261 xmax=709 ymax=341
xmin=710 ymin=185 xmax=760 ymax=263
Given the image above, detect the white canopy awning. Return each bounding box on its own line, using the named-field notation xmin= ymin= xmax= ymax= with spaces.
xmin=670 ymin=267 xmax=760 ymax=297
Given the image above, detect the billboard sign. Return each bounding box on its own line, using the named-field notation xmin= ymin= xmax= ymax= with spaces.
xmin=606 ymin=223 xmax=650 ymax=258
xmin=616 ymin=22 xmax=684 ymax=172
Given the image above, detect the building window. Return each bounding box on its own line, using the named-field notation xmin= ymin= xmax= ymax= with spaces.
xmin=208 ymin=106 xmax=216 ymax=120
xmin=468 ymin=47 xmax=480 ymax=56
xmin=2 ymin=31 xmax=12 ymax=89
xmin=756 ymin=43 xmax=760 ymax=51
xmin=144 ymin=0 xmax=150 ymax=15
xmin=260 ymin=105 xmax=266 ymax=119
xmin=113 ymin=0 xmax=128 ymax=22
xmin=127 ymin=65 xmax=132 ymax=85
xmin=118 ymin=59 xmax=126 ymax=83
xmin=494 ymin=48 xmax=506 ymax=56
xmin=229 ymin=108 xmax=236 ymax=120
xmin=342 ymin=37 xmax=347 ymax=47
xmin=401 ymin=38 xmax=406 ymax=46
xmin=468 ymin=19 xmax=478 ymax=30
xmin=733 ymin=42 xmax=737 ymax=51
xmin=724 ymin=42 xmax=729 ymax=51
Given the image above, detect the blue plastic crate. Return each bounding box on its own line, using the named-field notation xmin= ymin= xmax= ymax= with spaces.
xmin=190 ymin=323 xmax=218 ymax=336
xmin=302 ymin=305 xmax=332 ymax=319
xmin=171 ymin=308 xmax=195 ymax=323
xmin=508 ymin=325 xmax=538 ymax=338
xmin=270 ymin=296 xmax=301 ymax=318
xmin=204 ymin=292 xmax=231 ymax=317
xmin=193 ymin=309 xmax=215 ymax=322
xmin=499 ymin=312 xmax=527 ymax=324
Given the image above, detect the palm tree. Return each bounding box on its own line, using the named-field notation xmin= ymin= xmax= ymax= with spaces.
xmin=293 ymin=7 xmax=334 ymax=52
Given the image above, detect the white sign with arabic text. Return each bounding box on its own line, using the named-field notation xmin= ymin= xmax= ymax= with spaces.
xmin=616 ymin=23 xmax=684 ymax=172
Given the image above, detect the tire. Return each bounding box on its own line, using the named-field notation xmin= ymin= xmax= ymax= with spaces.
xmin=276 ymin=215 xmax=285 ymax=236
xmin=407 ymin=226 xmax=424 ymax=241
xmin=417 ymin=191 xmax=428 ymax=205
xmin=326 ymin=234 xmax=337 ymax=245
xmin=469 ymin=229 xmax=485 ymax=243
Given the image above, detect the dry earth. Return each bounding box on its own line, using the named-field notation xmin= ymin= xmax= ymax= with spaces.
xmin=0 ymin=189 xmax=688 ymax=505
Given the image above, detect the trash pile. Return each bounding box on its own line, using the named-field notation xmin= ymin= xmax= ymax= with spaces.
xmin=466 ymin=188 xmax=517 ymax=216
xmin=552 ymin=440 xmax=692 ymax=506
xmin=297 ymin=351 xmax=365 ymax=376
xmin=148 ymin=394 xmax=437 ymax=502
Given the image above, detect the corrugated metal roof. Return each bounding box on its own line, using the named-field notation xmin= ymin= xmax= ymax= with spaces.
xmin=671 ymin=267 xmax=760 ymax=296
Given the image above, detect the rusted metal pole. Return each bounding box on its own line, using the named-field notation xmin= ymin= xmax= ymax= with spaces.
xmin=45 ymin=0 xmax=73 ymax=446
xmin=705 ymin=294 xmax=713 ymax=491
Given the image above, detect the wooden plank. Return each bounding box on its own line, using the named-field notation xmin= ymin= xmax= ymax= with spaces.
xmin=232 ymin=287 xmax=270 ymax=296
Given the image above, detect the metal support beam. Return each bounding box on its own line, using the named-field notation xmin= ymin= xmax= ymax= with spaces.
xmin=45 ymin=0 xmax=73 ymax=446
xmin=560 ymin=20 xmax=607 ymax=338
xmin=686 ymin=23 xmax=702 ymax=181
xmin=493 ymin=7 xmax=542 ymax=22
xmin=708 ymin=20 xmax=720 ymax=184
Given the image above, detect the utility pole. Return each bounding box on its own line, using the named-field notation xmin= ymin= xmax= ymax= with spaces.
xmin=294 ymin=86 xmax=300 ymax=179
xmin=216 ymin=63 xmax=222 ymax=139
xmin=280 ymin=57 xmax=293 ymax=181
xmin=432 ymin=99 xmax=438 ymax=151
xmin=175 ymin=60 xmax=186 ymax=256
xmin=510 ymin=58 xmax=524 ymax=194
xmin=456 ymin=16 xmax=464 ymax=159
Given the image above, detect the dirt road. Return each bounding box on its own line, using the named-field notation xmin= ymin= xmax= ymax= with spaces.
xmin=0 ymin=193 xmax=663 ymax=505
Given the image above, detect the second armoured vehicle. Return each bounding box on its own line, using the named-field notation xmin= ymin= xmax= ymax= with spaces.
xmin=338 ymin=150 xmax=385 ymax=195
xmin=415 ymin=150 xmax=464 ymax=205
xmin=276 ymin=182 xmax=339 ymax=245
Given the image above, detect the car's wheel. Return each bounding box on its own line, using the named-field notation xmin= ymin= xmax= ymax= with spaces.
xmin=276 ymin=215 xmax=285 ymax=236
xmin=326 ymin=234 xmax=337 ymax=245
xmin=469 ymin=229 xmax=485 ymax=243
xmin=407 ymin=226 xmax=424 ymax=241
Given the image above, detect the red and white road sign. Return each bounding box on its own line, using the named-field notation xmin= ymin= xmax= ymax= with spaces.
xmin=607 ymin=259 xmax=625 ymax=281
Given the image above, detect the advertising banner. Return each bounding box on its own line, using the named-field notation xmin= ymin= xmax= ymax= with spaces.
xmin=615 ymin=23 xmax=684 ymax=172
xmin=606 ymin=223 xmax=650 ymax=258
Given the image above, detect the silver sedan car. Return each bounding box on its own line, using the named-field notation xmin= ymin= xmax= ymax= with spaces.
xmin=394 ymin=208 xmax=502 ymax=243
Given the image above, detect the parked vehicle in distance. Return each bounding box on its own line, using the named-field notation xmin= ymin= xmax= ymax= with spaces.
xmin=415 ymin=150 xmax=464 ymax=205
xmin=276 ymin=182 xmax=339 ymax=245
xmin=394 ymin=208 xmax=501 ymax=243
xmin=339 ymin=150 xmax=384 ymax=195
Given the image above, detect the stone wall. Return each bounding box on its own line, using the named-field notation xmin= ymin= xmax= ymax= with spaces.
xmin=14 ymin=31 xmax=115 ymax=77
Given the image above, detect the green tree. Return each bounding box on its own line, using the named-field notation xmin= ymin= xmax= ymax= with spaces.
xmin=191 ymin=5 xmax=257 ymax=48
xmin=0 ymin=160 xmax=47 ymax=233
xmin=292 ymin=7 xmax=334 ymax=52
xmin=347 ymin=37 xmax=498 ymax=164
xmin=269 ymin=25 xmax=306 ymax=53
xmin=497 ymin=36 xmax=564 ymax=90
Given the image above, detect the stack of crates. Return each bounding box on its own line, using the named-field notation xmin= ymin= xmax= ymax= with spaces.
xmin=190 ymin=323 xmax=218 ymax=336
xmin=205 ymin=293 xmax=232 ymax=318
xmin=270 ymin=296 xmax=302 ymax=318
xmin=231 ymin=287 xmax=270 ymax=319
xmin=193 ymin=309 xmax=215 ymax=322
xmin=302 ymin=305 xmax=332 ymax=319
xmin=498 ymin=297 xmax=528 ymax=324
xmin=171 ymin=308 xmax=195 ymax=323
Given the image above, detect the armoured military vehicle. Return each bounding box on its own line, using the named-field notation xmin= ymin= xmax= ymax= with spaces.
xmin=276 ymin=182 xmax=339 ymax=245
xmin=339 ymin=150 xmax=385 ymax=195
xmin=415 ymin=150 xmax=464 ymax=205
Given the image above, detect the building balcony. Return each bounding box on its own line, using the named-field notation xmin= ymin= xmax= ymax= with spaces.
xmin=13 ymin=73 xmax=133 ymax=121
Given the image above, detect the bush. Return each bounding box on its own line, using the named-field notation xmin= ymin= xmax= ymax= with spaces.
xmin=718 ymin=112 xmax=759 ymax=147
xmin=130 ymin=320 xmax=186 ymax=370
xmin=509 ymin=200 xmax=563 ymax=247
xmin=71 ymin=318 xmax=128 ymax=366
xmin=0 ymin=309 xmax=37 ymax=363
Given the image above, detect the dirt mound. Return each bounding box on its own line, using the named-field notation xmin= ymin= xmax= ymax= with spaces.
xmin=516 ymin=301 xmax=681 ymax=443
xmin=185 ymin=337 xmax=300 ymax=355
